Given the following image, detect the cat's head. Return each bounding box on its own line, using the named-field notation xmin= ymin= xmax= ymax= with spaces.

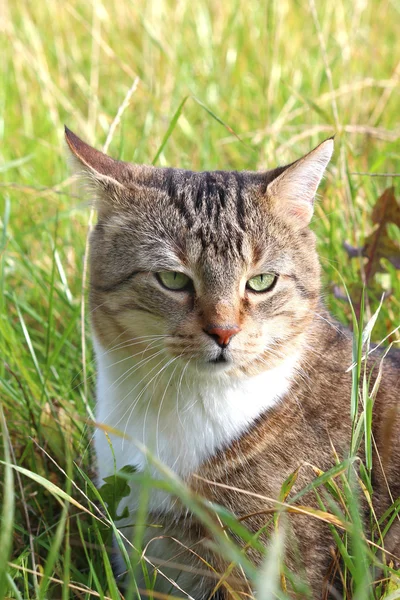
xmin=66 ymin=128 xmax=333 ymax=376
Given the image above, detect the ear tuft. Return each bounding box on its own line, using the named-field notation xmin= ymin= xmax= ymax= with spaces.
xmin=267 ymin=138 xmax=334 ymax=227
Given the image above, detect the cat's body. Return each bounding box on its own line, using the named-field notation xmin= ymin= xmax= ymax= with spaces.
xmin=66 ymin=127 xmax=400 ymax=598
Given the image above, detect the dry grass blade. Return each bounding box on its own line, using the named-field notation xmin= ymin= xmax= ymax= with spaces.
xmin=8 ymin=563 xmax=115 ymax=600
xmin=194 ymin=475 xmax=348 ymax=529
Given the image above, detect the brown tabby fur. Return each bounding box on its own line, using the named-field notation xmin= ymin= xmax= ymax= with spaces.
xmin=194 ymin=322 xmax=400 ymax=596
xmin=65 ymin=127 xmax=400 ymax=598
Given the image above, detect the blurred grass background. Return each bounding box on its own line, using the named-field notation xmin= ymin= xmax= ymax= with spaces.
xmin=0 ymin=0 xmax=399 ymax=598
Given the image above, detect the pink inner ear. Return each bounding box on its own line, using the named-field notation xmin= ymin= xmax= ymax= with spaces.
xmin=65 ymin=127 xmax=125 ymax=180
xmin=287 ymin=202 xmax=313 ymax=224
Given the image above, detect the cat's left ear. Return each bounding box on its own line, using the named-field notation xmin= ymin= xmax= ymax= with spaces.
xmin=267 ymin=138 xmax=334 ymax=228
xmin=64 ymin=126 xmax=136 ymax=217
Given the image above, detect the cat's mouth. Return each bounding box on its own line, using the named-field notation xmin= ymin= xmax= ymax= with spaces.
xmin=207 ymin=350 xmax=230 ymax=366
xmin=209 ymin=353 xmax=228 ymax=364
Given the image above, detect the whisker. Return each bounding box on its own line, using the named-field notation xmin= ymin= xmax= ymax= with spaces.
xmin=104 ymin=340 xmax=165 ymax=369
xmin=119 ymin=355 xmax=179 ymax=449
xmin=70 ymin=340 xmax=164 ymax=394
xmin=70 ymin=333 xmax=169 ymax=389
xmin=105 ymin=343 xmax=166 ymax=394
xmin=116 ymin=354 xmax=170 ymax=428
xmin=102 ymin=334 xmax=170 ymax=355
xmin=108 ymin=357 xmax=174 ymax=436
xmin=156 ymin=357 xmax=183 ymax=460
xmin=313 ymin=312 xmax=345 ymax=335
xmin=176 ymin=359 xmax=192 ymax=429
xmin=83 ymin=353 xmax=170 ymax=457
xmin=140 ymin=356 xmax=182 ymax=449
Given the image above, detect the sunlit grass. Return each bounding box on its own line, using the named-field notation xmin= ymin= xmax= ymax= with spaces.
xmin=1 ymin=0 xmax=399 ymax=597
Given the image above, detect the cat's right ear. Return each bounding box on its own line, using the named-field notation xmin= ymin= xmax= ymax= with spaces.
xmin=266 ymin=138 xmax=334 ymax=228
xmin=65 ymin=126 xmax=132 ymax=217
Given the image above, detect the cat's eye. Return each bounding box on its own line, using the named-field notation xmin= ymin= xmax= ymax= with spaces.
xmin=156 ymin=271 xmax=192 ymax=291
xmin=246 ymin=273 xmax=277 ymax=293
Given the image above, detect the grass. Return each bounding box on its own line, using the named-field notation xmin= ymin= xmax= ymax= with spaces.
xmin=1 ymin=0 xmax=400 ymax=597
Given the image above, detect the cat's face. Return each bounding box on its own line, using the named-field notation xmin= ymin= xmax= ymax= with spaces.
xmin=66 ymin=129 xmax=333 ymax=376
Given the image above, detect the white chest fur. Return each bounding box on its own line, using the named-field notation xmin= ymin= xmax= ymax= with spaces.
xmin=94 ymin=336 xmax=299 ymax=490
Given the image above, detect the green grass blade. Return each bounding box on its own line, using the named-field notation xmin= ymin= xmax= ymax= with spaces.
xmin=151 ymin=96 xmax=190 ymax=165
xmin=38 ymin=501 xmax=69 ymax=600
xmin=0 ymin=408 xmax=15 ymax=600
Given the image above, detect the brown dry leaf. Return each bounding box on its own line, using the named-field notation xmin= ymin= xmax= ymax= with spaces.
xmin=371 ymin=187 xmax=400 ymax=226
xmin=340 ymin=187 xmax=400 ymax=317
xmin=344 ymin=187 xmax=400 ymax=283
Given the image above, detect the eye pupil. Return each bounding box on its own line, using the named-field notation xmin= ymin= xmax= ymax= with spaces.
xmin=246 ymin=273 xmax=277 ymax=293
xmin=157 ymin=271 xmax=192 ymax=291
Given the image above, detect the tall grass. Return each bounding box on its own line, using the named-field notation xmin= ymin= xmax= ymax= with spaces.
xmin=0 ymin=0 xmax=399 ymax=597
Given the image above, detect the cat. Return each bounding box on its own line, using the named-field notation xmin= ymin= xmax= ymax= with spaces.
xmin=65 ymin=126 xmax=400 ymax=599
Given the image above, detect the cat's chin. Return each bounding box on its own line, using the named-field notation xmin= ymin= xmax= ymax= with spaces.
xmin=189 ymin=356 xmax=236 ymax=375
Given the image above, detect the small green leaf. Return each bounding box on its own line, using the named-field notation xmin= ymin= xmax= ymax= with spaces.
xmin=98 ymin=465 xmax=136 ymax=521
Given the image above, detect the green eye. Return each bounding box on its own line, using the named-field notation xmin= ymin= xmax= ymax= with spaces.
xmin=246 ymin=273 xmax=277 ymax=293
xmin=157 ymin=271 xmax=192 ymax=291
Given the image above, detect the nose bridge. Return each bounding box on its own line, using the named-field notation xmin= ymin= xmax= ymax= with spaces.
xmin=202 ymin=296 xmax=239 ymax=328
xmin=200 ymin=295 xmax=242 ymax=348
xmin=199 ymin=260 xmax=242 ymax=346
xmin=200 ymin=260 xmax=239 ymax=320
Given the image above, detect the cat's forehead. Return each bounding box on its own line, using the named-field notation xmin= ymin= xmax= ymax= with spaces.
xmin=134 ymin=167 xmax=276 ymax=240
xmin=161 ymin=169 xmax=259 ymax=233
xmin=132 ymin=168 xmax=279 ymax=264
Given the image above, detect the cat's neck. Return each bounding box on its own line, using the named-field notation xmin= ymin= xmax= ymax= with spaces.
xmin=94 ymin=334 xmax=304 ymax=479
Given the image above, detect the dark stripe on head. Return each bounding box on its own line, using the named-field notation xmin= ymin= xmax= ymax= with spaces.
xmin=165 ymin=168 xmax=195 ymax=229
xmin=92 ymin=270 xmax=139 ymax=292
xmin=233 ymin=171 xmax=246 ymax=232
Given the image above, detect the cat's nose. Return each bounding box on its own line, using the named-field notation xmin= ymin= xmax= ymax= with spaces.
xmin=204 ymin=325 xmax=241 ymax=348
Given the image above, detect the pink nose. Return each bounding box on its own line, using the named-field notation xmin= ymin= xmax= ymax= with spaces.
xmin=204 ymin=325 xmax=241 ymax=348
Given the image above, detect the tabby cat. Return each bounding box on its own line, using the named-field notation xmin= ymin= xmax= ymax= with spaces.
xmin=66 ymin=127 xmax=400 ymax=599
